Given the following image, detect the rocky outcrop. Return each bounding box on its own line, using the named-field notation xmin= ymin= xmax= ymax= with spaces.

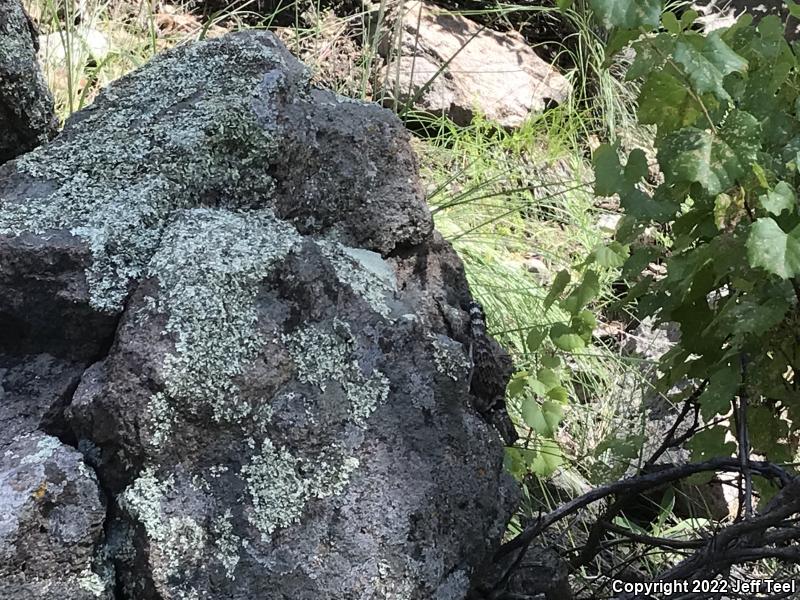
xmin=0 ymin=31 xmax=517 ymax=599
xmin=379 ymin=0 xmax=571 ymax=128
xmin=0 ymin=0 xmax=58 ymax=164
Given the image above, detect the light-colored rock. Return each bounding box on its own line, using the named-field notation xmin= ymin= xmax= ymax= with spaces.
xmin=524 ymin=254 xmax=550 ymax=277
xmin=597 ymin=213 xmax=622 ymax=235
xmin=38 ymin=27 xmax=110 ymax=68
xmin=380 ymin=0 xmax=571 ymax=127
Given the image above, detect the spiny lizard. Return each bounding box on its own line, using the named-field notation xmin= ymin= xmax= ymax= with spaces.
xmin=467 ymin=301 xmax=518 ymax=445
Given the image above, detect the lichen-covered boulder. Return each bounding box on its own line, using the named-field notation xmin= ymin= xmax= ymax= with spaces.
xmin=0 ymin=432 xmax=112 ymax=599
xmin=0 ymin=0 xmax=58 ymax=163
xmin=0 ymin=31 xmax=517 ymax=599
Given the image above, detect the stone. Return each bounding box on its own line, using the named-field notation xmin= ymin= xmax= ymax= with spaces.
xmin=39 ymin=27 xmax=112 ymax=69
xmin=0 ymin=31 xmax=518 ymax=599
xmin=0 ymin=0 xmax=58 ymax=164
xmin=379 ymin=0 xmax=571 ymax=128
xmin=0 ymin=432 xmax=113 ymax=599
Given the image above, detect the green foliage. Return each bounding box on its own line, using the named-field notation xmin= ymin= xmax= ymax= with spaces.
xmin=587 ymin=2 xmax=800 ymax=466
xmin=589 ymin=0 xmax=661 ymax=29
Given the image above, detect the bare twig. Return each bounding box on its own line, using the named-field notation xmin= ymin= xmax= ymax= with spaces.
xmin=737 ymin=354 xmax=753 ymax=519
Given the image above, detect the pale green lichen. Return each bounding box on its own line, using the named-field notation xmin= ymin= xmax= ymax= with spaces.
xmin=146 ymin=392 xmax=174 ymax=450
xmin=0 ymin=35 xmax=294 ymax=313
xmin=317 ymin=241 xmax=397 ymax=317
xmin=373 ymin=558 xmax=416 ymax=600
xmin=118 ymin=468 xmax=172 ymax=542
xmin=147 ymin=208 xmax=300 ymax=425
xmin=211 ymin=510 xmax=240 ymax=580
xmin=431 ymin=335 xmax=472 ymax=382
xmin=281 ymin=320 xmax=389 ymax=426
xmin=119 ymin=468 xmax=208 ymax=594
xmin=237 ymin=319 xmax=390 ymax=541
xmin=19 ymin=434 xmax=62 ymax=465
xmin=240 ymin=438 xmax=360 ymax=541
xmin=240 ymin=439 xmax=307 ymax=538
xmin=76 ymin=567 xmax=109 ymax=597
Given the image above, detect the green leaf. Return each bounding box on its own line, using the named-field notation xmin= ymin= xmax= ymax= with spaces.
xmin=541 ymin=355 xmax=561 ymax=369
xmin=522 ymin=398 xmax=548 ymax=433
xmin=720 ymin=110 xmax=761 ymax=170
xmin=547 ymin=386 xmax=569 ymax=403
xmin=680 ymin=9 xmax=699 ymax=29
xmin=790 ymin=0 xmax=800 ymax=18
xmin=624 ymin=148 xmax=649 ymax=184
xmin=752 ymin=163 xmax=769 ymax=189
xmin=747 ymin=218 xmax=800 ymax=279
xmin=504 ymin=447 xmax=536 ymax=479
xmin=543 ymin=270 xmax=571 ymax=311
xmin=749 ymin=405 xmax=792 ymax=463
xmin=526 ymin=327 xmax=547 ymax=352
xmin=605 ymin=28 xmax=641 ymax=60
xmin=541 ymin=400 xmax=565 ymax=432
xmin=699 ymin=364 xmax=740 ymax=419
xmin=507 ymin=373 xmax=530 ymax=398
xmin=549 ymin=323 xmax=586 ymax=351
xmin=688 ymin=426 xmax=736 ymax=462
xmin=760 ymin=181 xmax=796 ymax=215
xmin=622 ymin=247 xmax=659 ymax=279
xmin=673 ymin=33 xmax=747 ymax=101
xmin=531 ymin=439 xmax=564 ymax=477
xmin=523 ymin=399 xmax=565 ymax=437
xmin=713 ymin=192 xmax=746 ymax=230
xmin=556 ymin=0 xmax=573 ymax=9
xmin=573 ymin=309 xmax=597 ymax=335
xmin=590 ymin=0 xmax=662 ymax=29
xmin=638 ymin=71 xmax=702 ymax=133
xmin=627 ymin=34 xmax=674 ymax=80
xmin=562 ymin=271 xmax=600 ymax=315
xmin=537 ymin=367 xmax=560 ymax=390
xmin=593 ymin=242 xmax=628 ymax=268
xmin=660 ymin=128 xmax=742 ymax=195
xmin=661 ymin=11 xmax=680 ymax=34
xmin=528 ymin=379 xmax=549 ymax=397
xmin=718 ymin=295 xmax=791 ymax=338
xmin=593 ymin=144 xmax=625 ymax=196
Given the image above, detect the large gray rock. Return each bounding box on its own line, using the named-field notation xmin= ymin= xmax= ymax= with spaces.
xmin=0 ymin=432 xmax=112 ymax=599
xmin=0 ymin=0 xmax=58 ymax=164
xmin=0 ymin=31 xmax=517 ymax=599
xmin=379 ymin=1 xmax=571 ymax=128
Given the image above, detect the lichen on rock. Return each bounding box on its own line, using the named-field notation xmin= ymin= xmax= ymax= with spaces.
xmin=1 ymin=36 xmax=293 ymax=313
xmin=148 ymin=208 xmax=300 ymax=424
xmin=0 ymin=0 xmax=58 ymax=163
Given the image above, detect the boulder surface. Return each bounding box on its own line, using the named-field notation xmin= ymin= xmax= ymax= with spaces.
xmin=0 ymin=0 xmax=58 ymax=164
xmin=0 ymin=31 xmax=517 ymax=599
